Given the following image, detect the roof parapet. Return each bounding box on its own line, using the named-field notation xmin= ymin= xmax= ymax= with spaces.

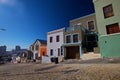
xmin=93 ymin=0 xmax=98 ymax=2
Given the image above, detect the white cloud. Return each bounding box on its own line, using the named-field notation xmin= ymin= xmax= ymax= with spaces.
xmin=0 ymin=0 xmax=16 ymax=6
xmin=0 ymin=0 xmax=25 ymax=16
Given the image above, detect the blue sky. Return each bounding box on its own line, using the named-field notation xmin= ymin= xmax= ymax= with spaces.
xmin=0 ymin=0 xmax=94 ymax=50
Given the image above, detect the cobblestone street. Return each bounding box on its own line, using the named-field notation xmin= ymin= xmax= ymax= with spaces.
xmin=0 ymin=57 xmax=120 ymax=80
xmin=0 ymin=63 xmax=80 ymax=80
xmin=0 ymin=54 xmax=120 ymax=80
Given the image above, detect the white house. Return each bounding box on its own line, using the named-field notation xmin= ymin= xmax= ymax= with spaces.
xmin=29 ymin=39 xmax=47 ymax=60
xmin=47 ymin=28 xmax=64 ymax=62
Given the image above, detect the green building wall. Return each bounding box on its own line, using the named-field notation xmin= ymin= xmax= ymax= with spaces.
xmin=93 ymin=0 xmax=120 ymax=35
xmin=99 ymin=33 xmax=120 ymax=58
xmin=93 ymin=0 xmax=120 ymax=58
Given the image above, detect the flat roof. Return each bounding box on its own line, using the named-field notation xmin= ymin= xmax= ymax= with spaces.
xmin=47 ymin=28 xmax=65 ymax=35
xmin=70 ymin=13 xmax=95 ymax=22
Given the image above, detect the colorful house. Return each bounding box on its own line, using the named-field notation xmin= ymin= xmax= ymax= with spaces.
xmin=62 ymin=13 xmax=99 ymax=59
xmin=62 ymin=25 xmax=82 ymax=59
xmin=29 ymin=39 xmax=47 ymax=60
xmin=69 ymin=13 xmax=99 ymax=53
xmin=93 ymin=0 xmax=120 ymax=58
xmin=47 ymin=28 xmax=64 ymax=62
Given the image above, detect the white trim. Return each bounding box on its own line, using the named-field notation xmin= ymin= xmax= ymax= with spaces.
xmin=87 ymin=19 xmax=96 ymax=31
xmin=93 ymin=0 xmax=97 ymax=2
xmin=70 ymin=13 xmax=95 ymax=22
xmin=100 ymin=33 xmax=120 ymax=37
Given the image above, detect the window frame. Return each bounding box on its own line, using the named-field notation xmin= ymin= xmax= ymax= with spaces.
xmin=36 ymin=45 xmax=39 ymax=51
xmin=50 ymin=49 xmax=53 ymax=56
xmin=58 ymin=48 xmax=60 ymax=56
xmin=61 ymin=46 xmax=63 ymax=56
xmin=103 ymin=4 xmax=114 ymax=19
xmin=56 ymin=35 xmax=60 ymax=42
xmin=65 ymin=34 xmax=71 ymax=43
xmin=32 ymin=46 xmax=34 ymax=51
xmin=50 ymin=37 xmax=53 ymax=43
xmin=73 ymin=33 xmax=79 ymax=43
xmin=87 ymin=20 xmax=96 ymax=31
xmin=106 ymin=23 xmax=120 ymax=34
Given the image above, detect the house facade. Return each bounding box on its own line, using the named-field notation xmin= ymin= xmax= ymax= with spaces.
xmin=62 ymin=13 xmax=99 ymax=60
xmin=69 ymin=13 xmax=99 ymax=53
xmin=62 ymin=25 xmax=82 ymax=59
xmin=70 ymin=13 xmax=97 ymax=32
xmin=29 ymin=39 xmax=47 ymax=60
xmin=93 ymin=0 xmax=120 ymax=58
xmin=93 ymin=0 xmax=120 ymax=35
xmin=47 ymin=28 xmax=64 ymax=62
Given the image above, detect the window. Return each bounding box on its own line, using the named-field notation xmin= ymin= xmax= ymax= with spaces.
xmin=36 ymin=45 xmax=39 ymax=50
xmin=103 ymin=4 xmax=114 ymax=18
xmin=61 ymin=47 xmax=63 ymax=56
xmin=58 ymin=48 xmax=60 ymax=56
xmin=43 ymin=52 xmax=45 ymax=56
xmin=50 ymin=37 xmax=53 ymax=43
xmin=66 ymin=35 xmax=71 ymax=43
xmin=73 ymin=34 xmax=78 ymax=42
xmin=106 ymin=23 xmax=120 ymax=34
xmin=50 ymin=49 xmax=53 ymax=56
xmin=56 ymin=35 xmax=60 ymax=42
xmin=88 ymin=20 xmax=95 ymax=31
xmin=32 ymin=46 xmax=34 ymax=50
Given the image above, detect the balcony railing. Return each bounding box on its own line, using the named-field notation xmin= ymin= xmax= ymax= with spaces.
xmin=65 ymin=26 xmax=77 ymax=32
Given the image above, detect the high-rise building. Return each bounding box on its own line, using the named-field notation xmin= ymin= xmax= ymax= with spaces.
xmin=0 ymin=45 xmax=7 ymax=54
xmin=15 ymin=46 xmax=21 ymax=51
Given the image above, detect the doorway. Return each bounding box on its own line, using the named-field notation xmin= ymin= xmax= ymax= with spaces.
xmin=65 ymin=46 xmax=80 ymax=59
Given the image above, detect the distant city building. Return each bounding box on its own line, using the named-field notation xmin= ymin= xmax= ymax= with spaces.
xmin=15 ymin=46 xmax=21 ymax=51
xmin=0 ymin=45 xmax=7 ymax=54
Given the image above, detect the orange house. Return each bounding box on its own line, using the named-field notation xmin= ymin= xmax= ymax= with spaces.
xmin=29 ymin=39 xmax=47 ymax=60
xmin=40 ymin=45 xmax=47 ymax=59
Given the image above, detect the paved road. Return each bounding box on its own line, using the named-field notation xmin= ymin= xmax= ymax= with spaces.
xmin=0 ymin=56 xmax=120 ymax=80
xmin=0 ymin=62 xmax=120 ymax=80
xmin=0 ymin=63 xmax=81 ymax=80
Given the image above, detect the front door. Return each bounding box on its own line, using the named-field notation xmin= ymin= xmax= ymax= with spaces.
xmin=66 ymin=46 xmax=80 ymax=59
